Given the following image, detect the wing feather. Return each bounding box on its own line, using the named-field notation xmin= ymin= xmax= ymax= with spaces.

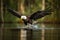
xmin=7 ymin=8 xmax=22 ymax=18
xmin=30 ymin=10 xmax=51 ymax=20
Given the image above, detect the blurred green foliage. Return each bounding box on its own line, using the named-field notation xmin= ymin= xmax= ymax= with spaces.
xmin=0 ymin=0 xmax=60 ymax=23
xmin=3 ymin=0 xmax=18 ymax=22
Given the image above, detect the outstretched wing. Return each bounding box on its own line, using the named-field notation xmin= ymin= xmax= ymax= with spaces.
xmin=29 ymin=10 xmax=51 ymax=20
xmin=3 ymin=4 xmax=22 ymax=18
xmin=6 ymin=8 xmax=22 ymax=18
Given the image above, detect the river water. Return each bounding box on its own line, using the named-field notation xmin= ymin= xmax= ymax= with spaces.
xmin=0 ymin=23 xmax=60 ymax=40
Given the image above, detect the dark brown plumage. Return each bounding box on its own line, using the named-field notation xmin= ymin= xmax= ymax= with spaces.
xmin=4 ymin=5 xmax=51 ymax=25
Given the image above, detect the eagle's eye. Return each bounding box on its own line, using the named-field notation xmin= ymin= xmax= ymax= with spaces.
xmin=21 ymin=16 xmax=27 ymax=19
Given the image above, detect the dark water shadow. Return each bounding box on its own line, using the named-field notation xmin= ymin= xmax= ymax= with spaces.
xmin=0 ymin=23 xmax=60 ymax=40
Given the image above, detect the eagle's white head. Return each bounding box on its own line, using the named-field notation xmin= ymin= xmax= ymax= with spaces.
xmin=21 ymin=16 xmax=27 ymax=19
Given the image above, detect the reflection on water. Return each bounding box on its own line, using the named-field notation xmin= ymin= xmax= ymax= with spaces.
xmin=0 ymin=23 xmax=60 ymax=40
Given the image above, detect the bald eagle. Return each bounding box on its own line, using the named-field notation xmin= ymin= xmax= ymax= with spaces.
xmin=5 ymin=7 xmax=51 ymax=25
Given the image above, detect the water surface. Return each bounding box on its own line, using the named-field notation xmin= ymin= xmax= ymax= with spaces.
xmin=0 ymin=23 xmax=60 ymax=40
